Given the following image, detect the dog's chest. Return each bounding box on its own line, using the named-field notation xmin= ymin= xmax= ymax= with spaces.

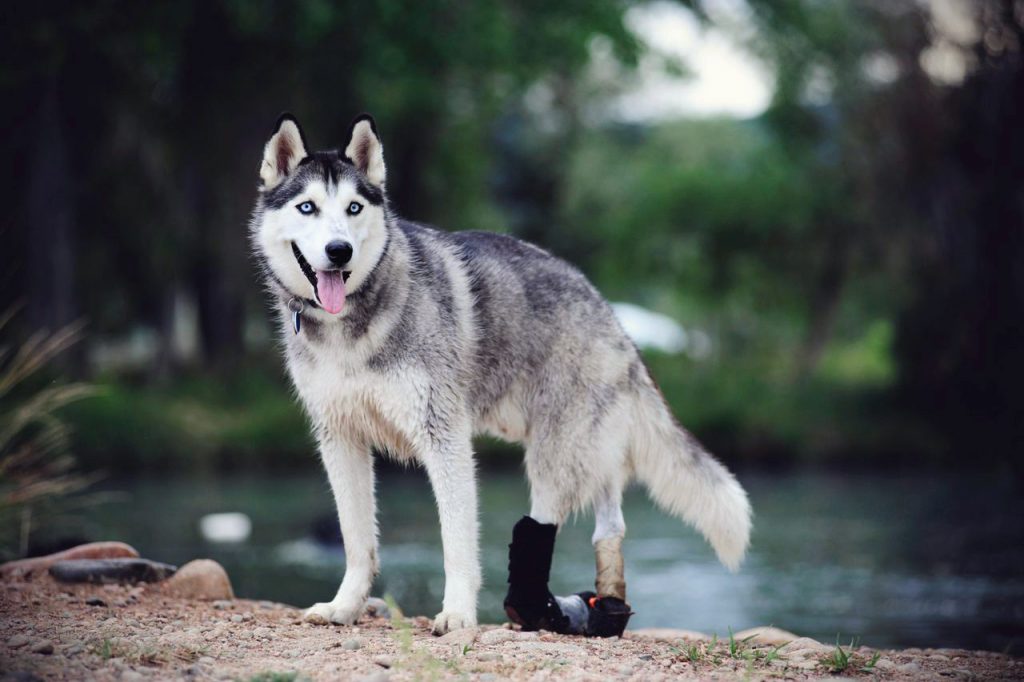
xmin=287 ymin=340 xmax=424 ymax=458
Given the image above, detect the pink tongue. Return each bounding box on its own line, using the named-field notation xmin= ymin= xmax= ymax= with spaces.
xmin=316 ymin=270 xmax=347 ymax=314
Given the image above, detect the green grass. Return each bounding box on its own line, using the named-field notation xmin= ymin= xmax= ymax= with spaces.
xmin=823 ymin=638 xmax=857 ymax=673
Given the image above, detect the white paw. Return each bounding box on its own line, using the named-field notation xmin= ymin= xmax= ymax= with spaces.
xmin=303 ymin=599 xmax=365 ymax=626
xmin=431 ymin=609 xmax=477 ymax=635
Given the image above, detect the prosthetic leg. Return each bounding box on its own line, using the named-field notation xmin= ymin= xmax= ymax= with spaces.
xmin=504 ymin=516 xmax=632 ymax=637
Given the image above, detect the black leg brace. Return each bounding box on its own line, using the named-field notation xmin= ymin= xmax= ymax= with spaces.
xmin=504 ymin=516 xmax=633 ymax=637
xmin=504 ymin=516 xmax=569 ymax=633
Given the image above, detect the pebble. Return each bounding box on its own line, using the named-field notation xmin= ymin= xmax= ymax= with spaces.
xmin=437 ymin=627 xmax=478 ymax=648
xmin=478 ymin=628 xmax=536 ymax=646
xmin=480 ymin=675 xmax=498 ymax=682
xmin=897 ymin=661 xmax=922 ymax=673
xmin=342 ymin=637 xmax=364 ymax=651
xmin=198 ymin=656 xmax=215 ymax=665
xmin=873 ymin=657 xmax=896 ymax=669
xmin=121 ymin=671 xmax=145 ymax=682
xmin=30 ymin=640 xmax=54 ymax=655
xmin=164 ymin=560 xmax=234 ymax=601
xmin=477 ymin=652 xmax=501 ymax=662
xmin=373 ymin=655 xmax=395 ymax=668
xmin=355 ymin=673 xmax=390 ymax=682
xmin=364 ymin=597 xmax=391 ymax=619
xmin=86 ymin=597 xmax=107 ymax=607
xmin=7 ymin=634 xmax=30 ymax=648
xmin=230 ymin=615 xmax=243 ymax=623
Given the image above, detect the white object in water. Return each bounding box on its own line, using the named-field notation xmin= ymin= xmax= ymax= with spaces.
xmin=610 ymin=302 xmax=689 ymax=354
xmin=199 ymin=512 xmax=252 ymax=543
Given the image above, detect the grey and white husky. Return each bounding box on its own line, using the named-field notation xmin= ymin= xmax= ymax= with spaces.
xmin=251 ymin=113 xmax=751 ymax=635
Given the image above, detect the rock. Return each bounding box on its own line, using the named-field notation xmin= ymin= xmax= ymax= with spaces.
xmin=897 ymin=662 xmax=922 ymax=673
xmin=341 ymin=637 xmax=364 ymax=651
xmin=212 ymin=600 xmax=232 ymax=610
xmin=29 ymin=640 xmax=53 ymax=655
xmin=355 ymin=673 xmax=390 ymax=682
xmin=373 ymin=655 xmax=395 ymax=668
xmin=7 ymin=634 xmax=30 ymax=648
xmin=437 ymin=627 xmax=478 ymax=648
xmin=50 ymin=559 xmax=177 ymax=585
xmin=732 ymin=626 xmax=799 ymax=646
xmin=0 ymin=542 xmax=139 ymax=579
xmin=230 ymin=615 xmax=243 ymax=623
xmin=477 ymin=652 xmax=501 ymax=662
xmin=121 ymin=671 xmax=145 ymax=682
xmin=873 ymin=657 xmax=895 ymax=670
xmin=85 ymin=597 xmax=107 ymax=606
xmin=364 ymin=597 xmax=391 ymax=619
xmin=478 ymin=628 xmax=537 ymax=646
xmin=480 ymin=675 xmax=499 ymax=682
xmin=163 ymin=560 xmax=234 ymax=601
xmin=779 ymin=637 xmax=831 ymax=655
xmin=628 ymin=628 xmax=710 ymax=643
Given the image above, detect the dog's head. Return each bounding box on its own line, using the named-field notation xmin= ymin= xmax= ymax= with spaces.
xmin=252 ymin=113 xmax=388 ymax=314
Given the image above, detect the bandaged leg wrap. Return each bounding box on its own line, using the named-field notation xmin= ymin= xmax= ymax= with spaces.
xmin=594 ymin=536 xmax=626 ymax=601
xmin=503 ymin=516 xmax=569 ymax=633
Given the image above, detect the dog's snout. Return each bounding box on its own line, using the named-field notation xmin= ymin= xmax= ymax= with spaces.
xmin=325 ymin=240 xmax=353 ymax=266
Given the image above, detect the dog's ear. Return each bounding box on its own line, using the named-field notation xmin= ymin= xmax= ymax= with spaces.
xmin=345 ymin=114 xmax=385 ymax=187
xmin=260 ymin=113 xmax=308 ymax=189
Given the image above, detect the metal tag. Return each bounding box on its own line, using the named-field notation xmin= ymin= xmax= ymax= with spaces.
xmin=287 ymin=298 xmax=304 ymax=334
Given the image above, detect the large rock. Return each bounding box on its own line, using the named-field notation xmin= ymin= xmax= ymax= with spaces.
xmin=732 ymin=626 xmax=800 ymax=646
xmin=627 ymin=628 xmax=711 ymax=643
xmin=163 ymin=559 xmax=234 ymax=600
xmin=49 ymin=559 xmax=177 ymax=585
xmin=1 ymin=542 xmax=139 ymax=579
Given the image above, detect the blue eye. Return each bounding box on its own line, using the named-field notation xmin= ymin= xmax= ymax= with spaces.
xmin=347 ymin=201 xmax=363 ymax=216
xmin=297 ymin=201 xmax=316 ymax=215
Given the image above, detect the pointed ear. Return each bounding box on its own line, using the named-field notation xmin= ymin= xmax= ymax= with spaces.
xmin=345 ymin=114 xmax=386 ymax=187
xmin=260 ymin=113 xmax=308 ymax=189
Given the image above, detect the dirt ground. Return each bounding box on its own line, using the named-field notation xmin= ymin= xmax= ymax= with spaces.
xmin=1 ymin=576 xmax=1020 ymax=681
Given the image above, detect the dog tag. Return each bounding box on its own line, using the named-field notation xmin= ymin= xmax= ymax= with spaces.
xmin=287 ymin=298 xmax=304 ymax=334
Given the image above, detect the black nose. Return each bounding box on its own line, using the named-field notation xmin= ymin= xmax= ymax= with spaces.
xmin=325 ymin=240 xmax=353 ymax=266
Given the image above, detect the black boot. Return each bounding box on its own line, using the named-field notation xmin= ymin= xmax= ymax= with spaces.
xmin=503 ymin=516 xmax=570 ymax=633
xmin=572 ymin=591 xmax=633 ymax=637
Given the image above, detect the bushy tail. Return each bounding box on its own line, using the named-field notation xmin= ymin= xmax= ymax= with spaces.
xmin=629 ymin=385 xmax=752 ymax=571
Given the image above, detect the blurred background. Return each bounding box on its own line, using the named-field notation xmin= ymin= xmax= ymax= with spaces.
xmin=1 ymin=0 xmax=1022 ymax=653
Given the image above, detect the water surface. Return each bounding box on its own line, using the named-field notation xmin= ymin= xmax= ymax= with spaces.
xmin=80 ymin=470 xmax=1022 ymax=652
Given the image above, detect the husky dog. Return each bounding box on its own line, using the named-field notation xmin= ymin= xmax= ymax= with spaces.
xmin=251 ymin=113 xmax=752 ymax=636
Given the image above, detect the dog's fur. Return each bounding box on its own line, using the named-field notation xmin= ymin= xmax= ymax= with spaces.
xmin=250 ymin=114 xmax=752 ymax=634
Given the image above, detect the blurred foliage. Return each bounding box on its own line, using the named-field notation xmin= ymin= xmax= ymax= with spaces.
xmin=1 ymin=0 xmax=1022 ymax=471
xmin=0 ymin=312 xmax=96 ymax=558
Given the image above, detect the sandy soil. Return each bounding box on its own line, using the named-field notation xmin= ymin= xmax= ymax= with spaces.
xmin=1 ymin=576 xmax=1019 ymax=681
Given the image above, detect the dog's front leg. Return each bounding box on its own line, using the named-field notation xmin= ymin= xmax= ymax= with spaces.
xmin=421 ymin=436 xmax=481 ymax=635
xmin=304 ymin=433 xmax=379 ymax=626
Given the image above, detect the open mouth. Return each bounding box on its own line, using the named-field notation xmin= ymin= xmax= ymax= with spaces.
xmin=291 ymin=242 xmax=351 ymax=314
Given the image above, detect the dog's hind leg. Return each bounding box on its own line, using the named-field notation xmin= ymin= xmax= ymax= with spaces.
xmin=592 ymin=485 xmax=627 ymax=601
xmin=502 ymin=441 xmax=579 ymax=634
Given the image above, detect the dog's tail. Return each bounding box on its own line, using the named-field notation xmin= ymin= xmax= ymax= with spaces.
xmin=628 ymin=377 xmax=752 ymax=571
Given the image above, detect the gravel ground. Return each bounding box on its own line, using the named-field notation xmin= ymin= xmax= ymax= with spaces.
xmin=1 ymin=576 xmax=1020 ymax=681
